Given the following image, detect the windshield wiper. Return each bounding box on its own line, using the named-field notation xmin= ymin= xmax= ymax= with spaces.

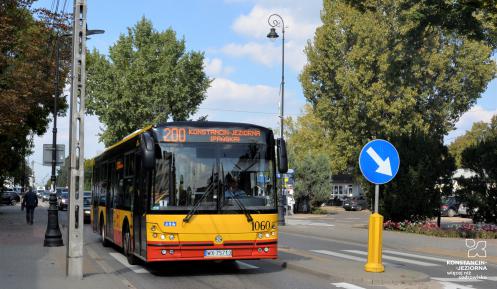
xmin=230 ymin=195 xmax=253 ymax=223
xmin=183 ymin=182 xmax=215 ymax=223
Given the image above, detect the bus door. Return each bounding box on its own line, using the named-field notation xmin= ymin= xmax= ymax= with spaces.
xmin=106 ymin=161 xmax=115 ymax=242
xmin=133 ymin=154 xmax=148 ymax=258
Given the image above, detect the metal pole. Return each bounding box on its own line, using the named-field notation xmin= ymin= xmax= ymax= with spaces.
xmin=67 ymin=0 xmax=86 ymax=278
xmin=268 ymin=14 xmax=286 ymax=226
xmin=51 ymin=35 xmax=60 ymax=193
xmin=374 ymin=184 xmax=379 ymax=213
xmin=44 ymin=35 xmax=64 ymax=248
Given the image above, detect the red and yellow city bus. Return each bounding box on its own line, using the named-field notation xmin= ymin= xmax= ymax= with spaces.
xmin=91 ymin=121 xmax=288 ymax=264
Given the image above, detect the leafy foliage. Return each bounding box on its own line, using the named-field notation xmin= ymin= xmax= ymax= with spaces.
xmin=299 ymin=0 xmax=494 ymax=220
xmin=301 ymin=0 xmax=495 ymax=171
xmin=0 ymin=0 xmax=70 ymax=183
xmin=86 ymin=17 xmax=211 ymax=146
xmin=457 ymin=133 xmax=497 ymax=224
xmin=449 ymin=116 xmax=497 ymax=167
xmin=379 ymin=132 xmax=455 ymax=222
xmin=293 ymin=153 xmax=332 ymax=208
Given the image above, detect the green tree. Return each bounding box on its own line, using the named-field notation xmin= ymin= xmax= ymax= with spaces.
xmin=294 ymin=153 xmax=332 ymax=210
xmin=299 ymin=0 xmax=495 ymax=220
xmin=86 ymin=17 xmax=211 ymax=146
xmin=345 ymin=0 xmax=497 ymax=50
xmin=449 ymin=115 xmax=497 ymax=167
xmin=284 ymin=105 xmax=335 ymax=168
xmin=457 ymin=136 xmax=497 ymax=224
xmin=379 ymin=132 xmax=455 ymax=222
xmin=0 ymin=0 xmax=70 ymax=182
xmin=301 ymin=0 xmax=495 ymax=170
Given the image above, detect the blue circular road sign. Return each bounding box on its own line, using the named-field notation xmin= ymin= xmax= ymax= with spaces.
xmin=359 ymin=139 xmax=400 ymax=185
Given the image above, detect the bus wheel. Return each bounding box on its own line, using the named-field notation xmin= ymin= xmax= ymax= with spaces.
xmin=100 ymin=219 xmax=109 ymax=247
xmin=123 ymin=226 xmax=138 ymax=265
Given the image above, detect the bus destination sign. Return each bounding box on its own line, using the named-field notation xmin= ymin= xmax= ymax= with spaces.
xmin=157 ymin=127 xmax=265 ymax=143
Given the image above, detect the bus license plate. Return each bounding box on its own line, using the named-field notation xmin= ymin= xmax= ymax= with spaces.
xmin=204 ymin=250 xmax=232 ymax=258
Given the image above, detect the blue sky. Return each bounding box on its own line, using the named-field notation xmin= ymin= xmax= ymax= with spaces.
xmin=30 ymin=0 xmax=496 ymax=185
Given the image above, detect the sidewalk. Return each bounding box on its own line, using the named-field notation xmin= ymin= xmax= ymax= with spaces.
xmin=0 ymin=204 xmax=131 ymax=289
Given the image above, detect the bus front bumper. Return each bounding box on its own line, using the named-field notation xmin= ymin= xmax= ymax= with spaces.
xmin=146 ymin=240 xmax=277 ymax=262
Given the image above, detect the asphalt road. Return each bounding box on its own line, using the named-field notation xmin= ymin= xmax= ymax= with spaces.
xmin=55 ymin=209 xmax=372 ymax=289
xmin=51 ymin=207 xmax=497 ymax=289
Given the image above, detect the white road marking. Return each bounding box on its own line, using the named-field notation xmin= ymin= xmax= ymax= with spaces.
xmin=437 ymin=281 xmax=478 ymax=289
xmin=287 ymin=220 xmax=334 ymax=227
xmin=487 ymin=276 xmax=497 ymax=281
xmin=310 ymin=250 xmax=367 ymax=262
xmin=236 ymin=261 xmax=259 ymax=270
xmin=343 ymin=250 xmax=439 ymax=267
xmin=109 ymin=253 xmax=149 ymax=274
xmin=383 ymin=250 xmax=452 ymax=263
xmin=331 ymin=282 xmax=366 ymax=289
xmin=431 ymin=277 xmax=482 ymax=283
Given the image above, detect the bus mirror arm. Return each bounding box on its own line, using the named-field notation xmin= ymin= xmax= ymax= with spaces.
xmin=277 ymin=138 xmax=288 ymax=174
xmin=141 ymin=132 xmax=155 ymax=170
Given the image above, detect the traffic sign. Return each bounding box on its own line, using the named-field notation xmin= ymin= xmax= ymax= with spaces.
xmin=359 ymin=139 xmax=399 ymax=185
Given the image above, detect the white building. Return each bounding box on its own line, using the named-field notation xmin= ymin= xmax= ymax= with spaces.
xmin=330 ymin=174 xmax=364 ymax=200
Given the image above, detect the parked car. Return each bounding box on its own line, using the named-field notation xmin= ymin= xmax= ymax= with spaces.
xmin=36 ymin=189 xmax=44 ymax=198
xmin=83 ymin=191 xmax=91 ymax=223
xmin=57 ymin=191 xmax=69 ymax=210
xmin=42 ymin=190 xmax=51 ymax=202
xmin=342 ymin=196 xmax=368 ymax=211
xmin=1 ymin=189 xmax=21 ymax=205
xmin=441 ymin=196 xmax=473 ymax=217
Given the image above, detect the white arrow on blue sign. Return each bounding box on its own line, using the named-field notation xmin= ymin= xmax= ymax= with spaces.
xmin=359 ymin=139 xmax=400 ymax=185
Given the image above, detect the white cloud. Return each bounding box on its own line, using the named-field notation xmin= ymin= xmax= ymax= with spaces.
xmin=232 ymin=5 xmax=319 ymax=42
xmin=222 ymin=2 xmax=321 ymax=72
xmin=445 ymin=105 xmax=497 ymax=143
xmin=221 ymin=41 xmax=306 ymax=71
xmin=204 ymin=58 xmax=235 ymax=77
xmin=194 ymin=78 xmax=305 ymax=129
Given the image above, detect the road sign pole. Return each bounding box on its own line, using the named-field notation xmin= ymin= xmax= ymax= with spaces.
xmin=374 ymin=184 xmax=379 ymax=213
xmin=359 ymin=139 xmax=399 ymax=274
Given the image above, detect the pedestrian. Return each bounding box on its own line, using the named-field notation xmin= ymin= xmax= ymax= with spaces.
xmin=21 ymin=187 xmax=38 ymax=225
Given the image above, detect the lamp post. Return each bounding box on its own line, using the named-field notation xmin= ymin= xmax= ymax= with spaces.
xmin=43 ymin=28 xmax=104 ymax=248
xmin=267 ymin=13 xmax=286 ymax=226
xmin=44 ymin=32 xmax=65 ymax=247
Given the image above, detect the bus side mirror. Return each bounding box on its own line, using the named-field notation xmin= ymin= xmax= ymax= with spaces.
xmin=140 ymin=132 xmax=155 ymax=170
xmin=277 ymin=138 xmax=288 ymax=173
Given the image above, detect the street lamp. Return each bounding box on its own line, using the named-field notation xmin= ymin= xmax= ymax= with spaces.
xmin=267 ymin=13 xmax=286 ymax=226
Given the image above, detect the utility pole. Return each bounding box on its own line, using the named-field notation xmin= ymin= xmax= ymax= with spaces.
xmin=67 ymin=0 xmax=87 ymax=278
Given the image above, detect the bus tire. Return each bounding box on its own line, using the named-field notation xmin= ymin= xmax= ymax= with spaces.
xmin=100 ymin=217 xmax=110 ymax=247
xmin=123 ymin=224 xmax=138 ymax=265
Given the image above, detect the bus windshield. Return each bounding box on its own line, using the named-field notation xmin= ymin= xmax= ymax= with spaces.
xmin=151 ymin=142 xmax=276 ymax=213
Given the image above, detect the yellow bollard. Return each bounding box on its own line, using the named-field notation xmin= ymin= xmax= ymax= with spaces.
xmin=364 ymin=213 xmax=384 ymax=272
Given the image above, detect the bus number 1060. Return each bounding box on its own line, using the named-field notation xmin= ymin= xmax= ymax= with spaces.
xmin=252 ymin=221 xmax=271 ymax=231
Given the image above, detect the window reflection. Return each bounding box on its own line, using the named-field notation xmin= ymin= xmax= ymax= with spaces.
xmin=151 ymin=143 xmax=275 ymax=212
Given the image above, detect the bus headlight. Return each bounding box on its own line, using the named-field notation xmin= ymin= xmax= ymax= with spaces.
xmin=265 ymin=233 xmax=270 ymax=238
xmin=264 ymin=247 xmax=269 ymax=253
xmin=153 ymin=233 xmax=157 ymax=238
xmin=257 ymin=233 xmax=263 ymax=239
xmin=161 ymin=250 xmax=167 ymax=255
xmin=151 ymin=225 xmax=157 ymax=232
xmin=160 ymin=234 xmax=165 ymax=240
xmin=169 ymin=234 xmax=175 ymax=240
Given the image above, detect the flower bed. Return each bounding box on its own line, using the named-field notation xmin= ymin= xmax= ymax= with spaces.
xmin=383 ymin=220 xmax=497 ymax=239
